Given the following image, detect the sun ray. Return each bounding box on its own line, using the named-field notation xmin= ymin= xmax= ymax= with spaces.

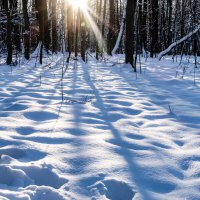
xmin=83 ymin=10 xmax=106 ymax=51
xmin=69 ymin=0 xmax=88 ymax=10
xmin=67 ymin=0 xmax=106 ymax=53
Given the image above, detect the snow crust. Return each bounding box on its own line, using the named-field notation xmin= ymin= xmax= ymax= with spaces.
xmin=0 ymin=54 xmax=200 ymax=199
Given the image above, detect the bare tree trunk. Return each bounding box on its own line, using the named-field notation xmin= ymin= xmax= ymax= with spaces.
xmin=140 ymin=0 xmax=147 ymax=51
xmin=35 ymin=0 xmax=50 ymax=64
xmin=95 ymin=0 xmax=102 ymax=60
xmin=158 ymin=24 xmax=200 ymax=60
xmin=150 ymin=0 xmax=159 ymax=57
xmin=22 ymin=0 xmax=30 ymax=60
xmin=167 ymin=0 xmax=172 ymax=47
xmin=125 ymin=0 xmax=137 ymax=71
xmin=3 ymin=1 xmax=13 ymax=64
xmin=52 ymin=0 xmax=57 ymax=53
xmin=107 ymin=0 xmax=115 ymax=55
xmin=75 ymin=9 xmax=80 ymax=58
xmin=192 ymin=0 xmax=197 ymax=58
xmin=101 ymin=0 xmax=107 ymax=54
xmin=35 ymin=0 xmax=44 ymax=64
xmin=80 ymin=11 xmax=86 ymax=61
xmin=67 ymin=0 xmax=73 ymax=62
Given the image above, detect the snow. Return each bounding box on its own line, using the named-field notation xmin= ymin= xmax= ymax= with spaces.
xmin=158 ymin=24 xmax=200 ymax=60
xmin=111 ymin=1 xmax=126 ymax=56
xmin=0 ymin=54 xmax=200 ymax=199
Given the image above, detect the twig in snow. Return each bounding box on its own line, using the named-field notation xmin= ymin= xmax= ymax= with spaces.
xmin=168 ymin=105 xmax=175 ymax=114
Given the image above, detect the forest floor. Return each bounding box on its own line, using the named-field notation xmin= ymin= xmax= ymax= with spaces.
xmin=0 ymin=54 xmax=200 ymax=200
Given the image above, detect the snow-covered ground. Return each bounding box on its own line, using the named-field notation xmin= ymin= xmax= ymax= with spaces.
xmin=0 ymin=54 xmax=200 ymax=200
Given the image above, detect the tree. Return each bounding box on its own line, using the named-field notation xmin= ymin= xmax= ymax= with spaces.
xmin=11 ymin=0 xmax=21 ymax=54
xmin=22 ymin=0 xmax=30 ymax=60
xmin=35 ymin=0 xmax=50 ymax=64
xmin=158 ymin=24 xmax=200 ymax=60
xmin=95 ymin=0 xmax=100 ymax=59
xmin=150 ymin=0 xmax=159 ymax=57
xmin=74 ymin=8 xmax=80 ymax=58
xmin=2 ymin=0 xmax=13 ymax=65
xmin=80 ymin=11 xmax=86 ymax=61
xmin=112 ymin=0 xmax=126 ymax=55
xmin=125 ymin=0 xmax=137 ymax=71
xmin=1 ymin=0 xmax=200 ymax=65
xmin=140 ymin=0 xmax=147 ymax=51
xmin=66 ymin=0 xmax=74 ymax=62
xmin=107 ymin=0 xmax=115 ymax=55
xmin=51 ymin=0 xmax=58 ymax=53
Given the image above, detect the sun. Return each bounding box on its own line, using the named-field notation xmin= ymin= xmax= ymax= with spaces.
xmin=69 ymin=0 xmax=88 ymax=10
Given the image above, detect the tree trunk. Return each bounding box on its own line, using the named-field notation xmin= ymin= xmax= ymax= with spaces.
xmin=107 ymin=0 xmax=115 ymax=55
xmin=150 ymin=0 xmax=159 ymax=57
xmin=80 ymin=12 xmax=86 ymax=61
xmin=35 ymin=0 xmax=50 ymax=64
xmin=22 ymin=0 xmax=30 ymax=60
xmin=52 ymin=0 xmax=57 ymax=53
xmin=140 ymin=0 xmax=147 ymax=51
xmin=43 ymin=0 xmax=50 ymax=52
xmin=67 ymin=0 xmax=73 ymax=62
xmin=11 ymin=0 xmax=21 ymax=53
xmin=125 ymin=0 xmax=137 ymax=71
xmin=3 ymin=0 xmax=13 ymax=64
xmin=75 ymin=9 xmax=80 ymax=58
xmin=167 ymin=0 xmax=172 ymax=47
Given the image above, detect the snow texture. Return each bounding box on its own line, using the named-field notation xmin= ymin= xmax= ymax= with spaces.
xmin=0 ymin=54 xmax=200 ymax=199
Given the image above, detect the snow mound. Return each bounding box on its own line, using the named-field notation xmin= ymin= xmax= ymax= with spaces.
xmin=1 ymin=55 xmax=200 ymax=199
xmin=89 ymin=179 xmax=135 ymax=200
xmin=0 ymin=164 xmax=68 ymax=189
xmin=0 ymin=148 xmax=46 ymax=162
xmin=0 ymin=148 xmax=26 ymax=159
xmin=27 ymin=185 xmax=67 ymax=200
xmin=16 ymin=165 xmax=68 ymax=189
xmin=0 ymin=166 xmax=32 ymax=187
xmin=0 ymin=186 xmax=68 ymax=200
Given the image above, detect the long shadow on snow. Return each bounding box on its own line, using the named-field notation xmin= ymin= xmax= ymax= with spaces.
xmin=63 ymin=61 xmax=96 ymax=177
xmin=81 ymin=61 xmax=176 ymax=199
xmin=112 ymin=66 xmax=200 ymax=130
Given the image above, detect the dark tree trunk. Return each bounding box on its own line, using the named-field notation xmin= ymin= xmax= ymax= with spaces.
xmin=95 ymin=0 xmax=103 ymax=59
xmin=80 ymin=12 xmax=86 ymax=61
xmin=107 ymin=0 xmax=115 ymax=55
xmin=75 ymin=9 xmax=80 ymax=58
xmin=101 ymin=0 xmax=107 ymax=53
xmin=192 ymin=0 xmax=197 ymax=57
xmin=22 ymin=0 xmax=30 ymax=60
xmin=150 ymin=0 xmax=159 ymax=57
xmin=125 ymin=0 xmax=137 ymax=71
xmin=102 ymin=0 xmax=107 ymax=37
xmin=140 ymin=0 xmax=147 ymax=51
xmin=67 ymin=1 xmax=73 ymax=62
xmin=35 ymin=0 xmax=44 ymax=64
xmin=180 ymin=0 xmax=185 ymax=51
xmin=3 ymin=0 xmax=13 ymax=64
xmin=35 ymin=0 xmax=50 ymax=64
xmin=51 ymin=0 xmax=57 ymax=53
xmin=167 ymin=0 xmax=172 ymax=46
xmin=43 ymin=0 xmax=50 ymax=52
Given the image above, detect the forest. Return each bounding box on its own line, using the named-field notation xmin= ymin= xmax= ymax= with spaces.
xmin=0 ymin=0 xmax=199 ymax=68
xmin=0 ymin=0 xmax=200 ymax=200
